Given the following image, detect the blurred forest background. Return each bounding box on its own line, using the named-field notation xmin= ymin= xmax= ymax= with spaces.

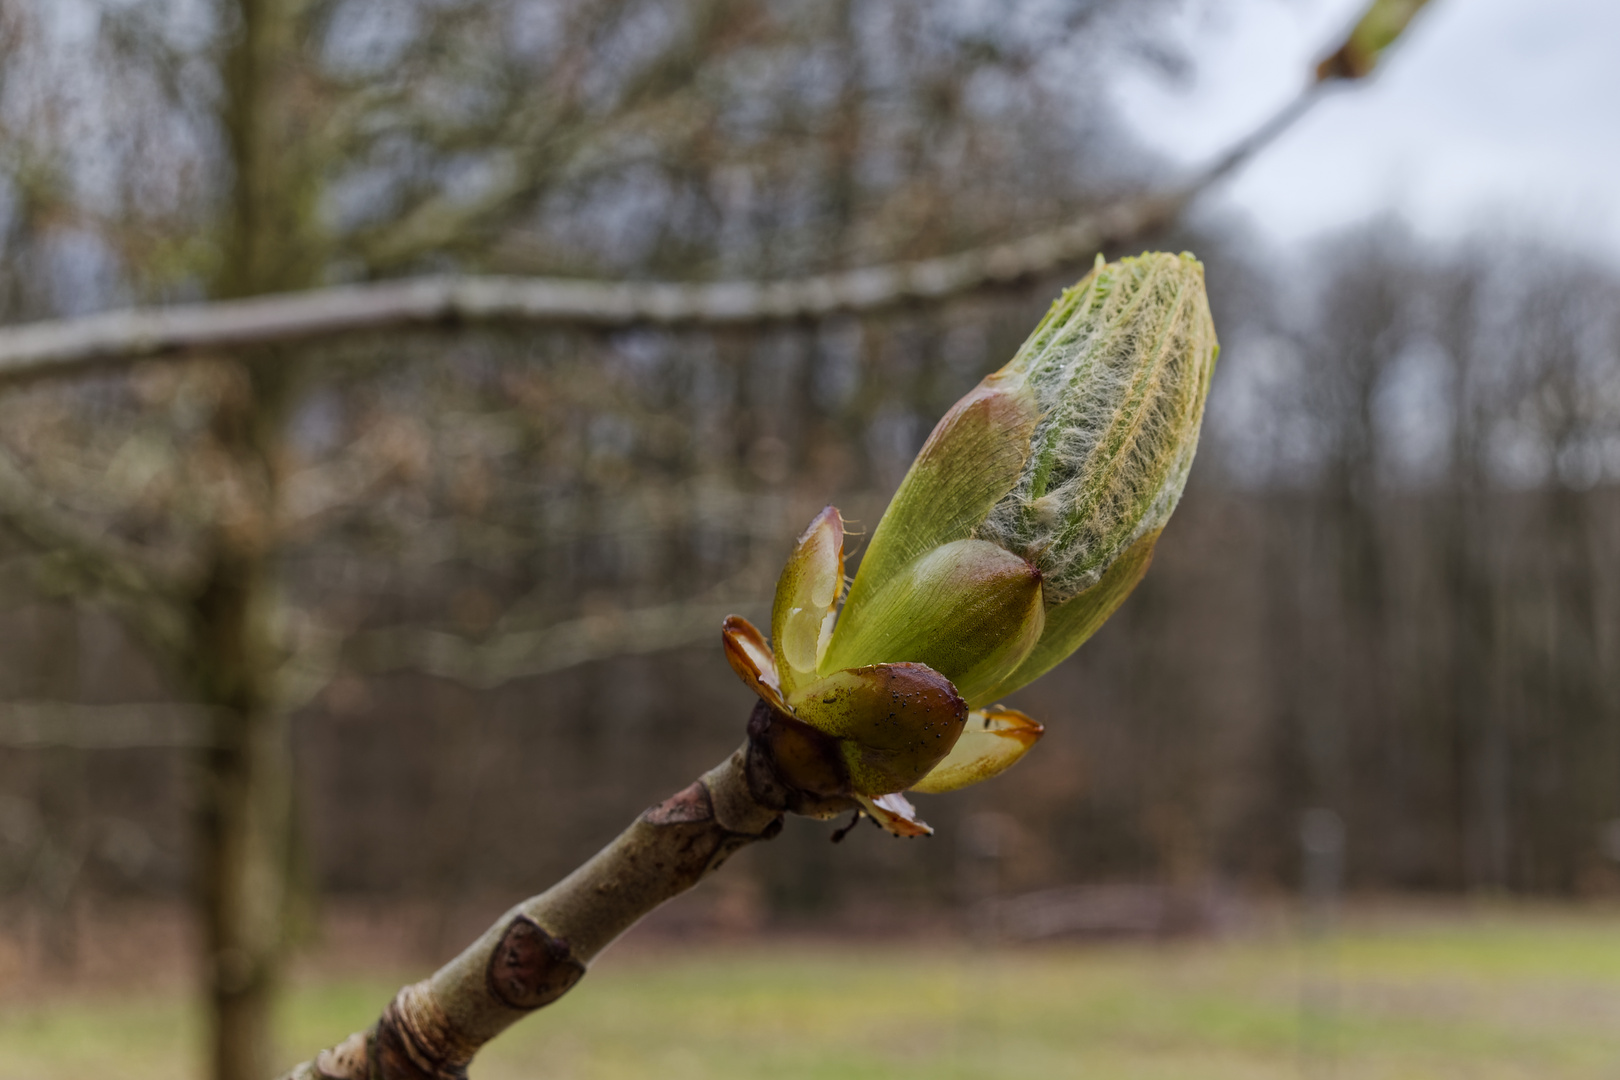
xmin=0 ymin=0 xmax=1617 ymax=1076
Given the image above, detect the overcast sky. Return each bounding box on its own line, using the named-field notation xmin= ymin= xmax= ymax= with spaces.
xmin=1111 ymin=0 xmax=1620 ymax=265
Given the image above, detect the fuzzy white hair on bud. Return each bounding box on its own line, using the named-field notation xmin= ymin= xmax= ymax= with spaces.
xmin=976 ymin=251 xmax=1218 ymax=604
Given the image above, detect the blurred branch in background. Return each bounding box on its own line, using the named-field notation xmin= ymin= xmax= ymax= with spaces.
xmin=0 ymin=89 xmax=1323 ymax=384
xmin=0 ymin=448 xmax=195 ymax=664
xmin=0 ymin=701 xmax=215 ymax=749
xmin=347 ymin=599 xmax=756 ymax=691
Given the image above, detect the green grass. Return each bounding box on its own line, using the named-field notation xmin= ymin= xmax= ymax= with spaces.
xmin=5 ymin=909 xmax=1620 ymax=1079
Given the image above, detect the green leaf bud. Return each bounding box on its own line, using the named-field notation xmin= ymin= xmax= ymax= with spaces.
xmin=1316 ymin=0 xmax=1433 ymax=81
xmin=730 ymin=252 xmax=1217 ymax=821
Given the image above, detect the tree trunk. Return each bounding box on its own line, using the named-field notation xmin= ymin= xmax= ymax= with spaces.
xmin=191 ymin=361 xmax=296 ymax=1080
xmin=202 ymin=0 xmax=310 ymax=1074
xmin=200 ymin=699 xmax=291 ymax=1080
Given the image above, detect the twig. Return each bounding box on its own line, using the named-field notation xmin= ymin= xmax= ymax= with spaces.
xmin=277 ymin=708 xmax=797 ymax=1080
xmin=0 ymin=86 xmax=1323 ymax=386
xmin=0 ymin=449 xmax=193 ymax=593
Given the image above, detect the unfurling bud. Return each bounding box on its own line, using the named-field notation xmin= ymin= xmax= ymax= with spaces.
xmin=725 ymin=252 xmax=1218 ymax=835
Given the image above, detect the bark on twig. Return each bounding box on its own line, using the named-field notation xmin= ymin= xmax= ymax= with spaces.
xmin=278 ymin=702 xmax=812 ymax=1080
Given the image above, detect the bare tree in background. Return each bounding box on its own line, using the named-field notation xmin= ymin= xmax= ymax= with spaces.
xmin=0 ymin=2 xmax=1235 ymax=1077
xmin=1220 ymin=227 xmax=1620 ymax=893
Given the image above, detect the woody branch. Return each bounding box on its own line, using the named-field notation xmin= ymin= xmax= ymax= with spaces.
xmin=278 ymin=703 xmax=839 ymax=1080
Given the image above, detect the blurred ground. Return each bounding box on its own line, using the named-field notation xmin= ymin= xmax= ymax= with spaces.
xmin=2 ymin=903 xmax=1618 ymax=1079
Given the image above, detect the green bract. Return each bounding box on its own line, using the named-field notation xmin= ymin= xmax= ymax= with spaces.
xmin=723 ymin=252 xmax=1219 ymax=835
xmin=821 ymin=538 xmax=1044 ymax=708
